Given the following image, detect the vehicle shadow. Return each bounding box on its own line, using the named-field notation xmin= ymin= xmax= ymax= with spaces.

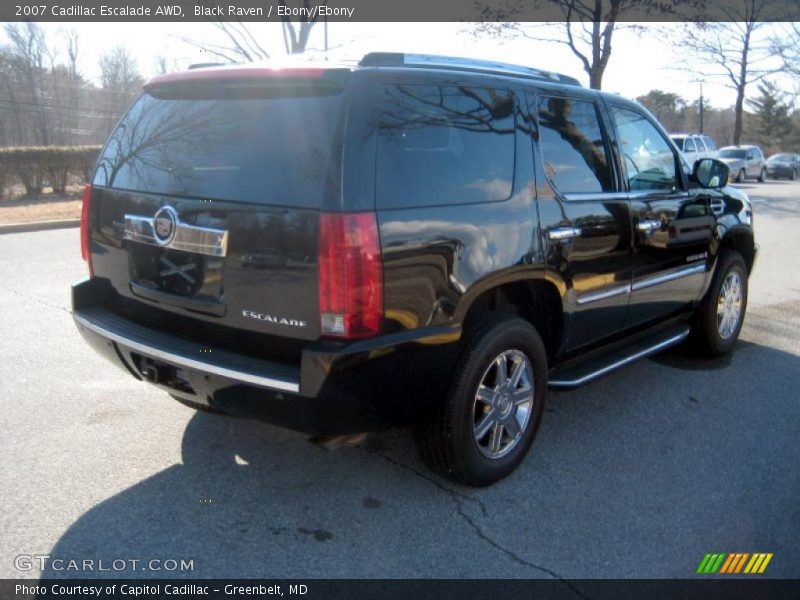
xmin=39 ymin=336 xmax=800 ymax=579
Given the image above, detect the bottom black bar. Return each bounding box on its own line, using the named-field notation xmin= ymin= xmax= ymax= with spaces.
xmin=2 ymin=579 xmax=800 ymax=600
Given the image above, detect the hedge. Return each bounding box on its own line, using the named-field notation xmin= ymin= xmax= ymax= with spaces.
xmin=0 ymin=145 xmax=102 ymax=197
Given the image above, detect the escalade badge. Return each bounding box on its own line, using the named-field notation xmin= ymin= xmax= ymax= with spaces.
xmin=153 ymin=206 xmax=179 ymax=246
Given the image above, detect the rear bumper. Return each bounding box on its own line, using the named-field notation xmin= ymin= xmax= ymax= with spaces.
xmin=72 ymin=278 xmax=460 ymax=434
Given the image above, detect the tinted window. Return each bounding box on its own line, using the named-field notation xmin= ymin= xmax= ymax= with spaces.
xmin=612 ymin=106 xmax=678 ymax=192
xmin=536 ymin=96 xmax=613 ymax=193
xmin=720 ymin=148 xmax=746 ymax=159
xmin=376 ymin=84 xmax=515 ymax=209
xmin=94 ymin=87 xmax=343 ymax=207
xmin=671 ymin=137 xmax=685 ymax=150
xmin=683 ymin=138 xmax=696 ymax=153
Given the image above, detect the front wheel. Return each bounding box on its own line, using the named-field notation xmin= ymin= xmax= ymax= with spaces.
xmin=413 ymin=315 xmax=547 ymax=486
xmin=691 ymin=251 xmax=748 ymax=357
xmin=736 ymin=169 xmax=746 ymax=183
xmin=791 ymin=169 xmax=797 ymax=181
xmin=757 ymin=168 xmax=766 ymax=182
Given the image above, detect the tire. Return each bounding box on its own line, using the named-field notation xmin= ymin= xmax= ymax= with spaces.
xmin=757 ymin=168 xmax=766 ymax=182
xmin=691 ymin=251 xmax=748 ymax=357
xmin=413 ymin=314 xmax=547 ymax=486
xmin=791 ymin=170 xmax=797 ymax=181
xmin=736 ymin=169 xmax=746 ymax=183
xmin=169 ymin=393 xmax=224 ymax=414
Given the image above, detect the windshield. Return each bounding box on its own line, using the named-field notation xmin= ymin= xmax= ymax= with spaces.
xmin=93 ymin=84 xmax=345 ymax=207
xmin=767 ymin=153 xmax=792 ymax=163
xmin=719 ymin=149 xmax=746 ymax=159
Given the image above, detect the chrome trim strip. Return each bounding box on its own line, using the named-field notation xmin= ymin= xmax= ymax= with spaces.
xmin=562 ymin=192 xmax=631 ymax=202
xmin=576 ymin=284 xmax=631 ymax=305
xmin=74 ymin=313 xmax=300 ymax=393
xmin=548 ymin=227 xmax=581 ymax=241
xmin=124 ymin=214 xmax=229 ymax=257
xmin=632 ymin=263 xmax=706 ymax=291
xmin=549 ymin=329 xmax=690 ymax=388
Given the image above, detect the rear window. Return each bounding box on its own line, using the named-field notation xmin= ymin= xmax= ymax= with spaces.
xmin=375 ymin=84 xmax=516 ymax=209
xmin=93 ymin=84 xmax=344 ymax=207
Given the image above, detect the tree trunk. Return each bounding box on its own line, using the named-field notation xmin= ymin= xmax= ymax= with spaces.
xmin=733 ymin=27 xmax=752 ymax=146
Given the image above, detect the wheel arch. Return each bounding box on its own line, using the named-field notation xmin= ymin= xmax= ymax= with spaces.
xmin=455 ymin=275 xmax=564 ymax=363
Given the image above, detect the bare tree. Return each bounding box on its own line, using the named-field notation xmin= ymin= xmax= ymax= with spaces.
xmin=98 ymin=46 xmax=142 ymax=136
xmin=475 ymin=0 xmax=694 ymax=90
xmin=177 ymin=1 xmax=326 ymax=64
xmin=4 ymin=23 xmax=50 ymax=145
xmin=678 ymin=0 xmax=785 ymax=145
xmin=62 ymin=28 xmax=81 ymax=79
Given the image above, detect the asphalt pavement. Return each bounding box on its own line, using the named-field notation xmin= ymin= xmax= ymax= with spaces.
xmin=0 ymin=181 xmax=798 ymax=584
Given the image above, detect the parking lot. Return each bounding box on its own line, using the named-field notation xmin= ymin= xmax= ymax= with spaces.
xmin=1 ymin=181 xmax=798 ymax=582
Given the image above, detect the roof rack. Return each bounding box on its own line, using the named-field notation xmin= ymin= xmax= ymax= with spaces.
xmin=188 ymin=62 xmax=230 ymax=70
xmin=358 ymin=52 xmax=582 ymax=87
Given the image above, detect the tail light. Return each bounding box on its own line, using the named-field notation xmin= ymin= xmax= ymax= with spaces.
xmin=318 ymin=212 xmax=383 ymax=339
xmin=80 ymin=184 xmax=93 ymax=276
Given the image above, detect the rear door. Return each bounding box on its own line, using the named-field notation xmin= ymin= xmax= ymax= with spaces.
xmin=89 ymin=69 xmax=350 ymax=349
xmin=607 ymin=103 xmax=712 ymax=327
xmin=530 ymin=89 xmax=633 ymax=351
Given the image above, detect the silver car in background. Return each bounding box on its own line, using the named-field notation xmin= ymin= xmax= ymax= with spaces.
xmin=671 ymin=134 xmax=719 ymax=167
xmin=718 ymin=145 xmax=767 ymax=183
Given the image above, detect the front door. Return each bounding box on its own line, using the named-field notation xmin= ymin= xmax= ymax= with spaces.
xmin=607 ymin=104 xmax=712 ymax=327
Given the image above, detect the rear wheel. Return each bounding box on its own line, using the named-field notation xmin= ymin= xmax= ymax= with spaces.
xmin=791 ymin=169 xmax=797 ymax=181
xmin=757 ymin=167 xmax=766 ymax=182
xmin=413 ymin=315 xmax=547 ymax=486
xmin=691 ymin=251 xmax=748 ymax=357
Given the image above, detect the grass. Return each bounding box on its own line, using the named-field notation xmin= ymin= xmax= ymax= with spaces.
xmin=0 ymin=184 xmax=83 ymax=225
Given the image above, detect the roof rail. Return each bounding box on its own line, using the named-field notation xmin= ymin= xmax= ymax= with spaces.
xmin=358 ymin=52 xmax=582 ymax=87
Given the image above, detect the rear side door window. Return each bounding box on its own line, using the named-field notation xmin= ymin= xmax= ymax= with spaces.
xmin=610 ymin=106 xmax=679 ymax=192
xmin=535 ymin=95 xmax=614 ymax=194
xmin=375 ymin=84 xmax=516 ymax=209
xmin=683 ymin=138 xmax=696 ymax=154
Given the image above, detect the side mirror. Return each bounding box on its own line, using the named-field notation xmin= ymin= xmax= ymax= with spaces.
xmin=693 ymin=158 xmax=729 ymax=189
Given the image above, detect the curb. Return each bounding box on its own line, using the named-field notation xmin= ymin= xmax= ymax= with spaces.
xmin=0 ymin=219 xmax=80 ymax=235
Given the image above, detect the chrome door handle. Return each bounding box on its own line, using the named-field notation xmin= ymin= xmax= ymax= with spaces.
xmin=636 ymin=219 xmax=661 ymax=234
xmin=548 ymin=227 xmax=581 ymax=241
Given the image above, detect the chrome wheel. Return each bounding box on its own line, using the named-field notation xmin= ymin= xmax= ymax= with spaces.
xmin=717 ymin=271 xmax=743 ymax=339
xmin=472 ymin=349 xmax=534 ymax=459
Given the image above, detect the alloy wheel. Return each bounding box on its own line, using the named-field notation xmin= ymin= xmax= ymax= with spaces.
xmin=717 ymin=271 xmax=744 ymax=339
xmin=472 ymin=349 xmax=534 ymax=459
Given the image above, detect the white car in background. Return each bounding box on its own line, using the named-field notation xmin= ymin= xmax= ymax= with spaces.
xmin=671 ymin=134 xmax=719 ymax=166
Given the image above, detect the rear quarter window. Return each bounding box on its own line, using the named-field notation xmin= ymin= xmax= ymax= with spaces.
xmin=375 ymin=84 xmax=516 ymax=209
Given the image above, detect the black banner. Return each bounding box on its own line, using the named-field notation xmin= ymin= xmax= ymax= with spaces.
xmin=3 ymin=579 xmax=800 ymax=600
xmin=3 ymin=0 xmax=800 ymax=23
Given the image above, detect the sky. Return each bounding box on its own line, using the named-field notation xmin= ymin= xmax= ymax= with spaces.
xmin=3 ymin=21 xmax=797 ymax=109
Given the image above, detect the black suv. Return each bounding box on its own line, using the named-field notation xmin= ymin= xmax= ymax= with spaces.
xmin=73 ymin=53 xmax=756 ymax=486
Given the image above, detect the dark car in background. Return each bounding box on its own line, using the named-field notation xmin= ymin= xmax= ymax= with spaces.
xmin=73 ymin=53 xmax=756 ymax=485
xmin=766 ymin=153 xmax=800 ymax=180
xmin=718 ymin=145 xmax=767 ymax=182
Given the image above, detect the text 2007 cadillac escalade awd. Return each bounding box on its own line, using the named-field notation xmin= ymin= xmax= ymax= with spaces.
xmin=73 ymin=53 xmax=756 ymax=486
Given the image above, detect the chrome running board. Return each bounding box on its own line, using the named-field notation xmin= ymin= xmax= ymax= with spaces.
xmin=548 ymin=326 xmax=690 ymax=389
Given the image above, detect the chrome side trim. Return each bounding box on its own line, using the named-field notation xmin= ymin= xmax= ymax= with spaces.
xmin=576 ymin=284 xmax=631 ymax=305
xmin=562 ymin=192 xmax=631 ymax=202
xmin=124 ymin=214 xmax=229 ymax=257
xmin=74 ymin=313 xmax=300 ymax=393
xmin=632 ymin=263 xmax=706 ymax=291
xmin=549 ymin=328 xmax=690 ymax=388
